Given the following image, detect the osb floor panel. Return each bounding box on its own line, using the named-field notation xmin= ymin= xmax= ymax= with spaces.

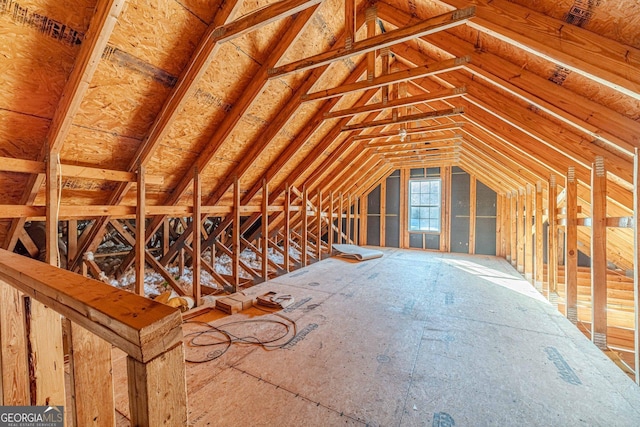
xmin=113 ymin=248 xmax=640 ymax=426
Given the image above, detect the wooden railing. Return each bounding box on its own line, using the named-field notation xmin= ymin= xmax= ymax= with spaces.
xmin=0 ymin=248 xmax=187 ymax=426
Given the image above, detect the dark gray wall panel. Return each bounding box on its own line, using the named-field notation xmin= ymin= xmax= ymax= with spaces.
xmin=367 ymin=216 xmax=380 ymax=246
xmin=475 ymin=181 xmax=497 ymax=255
xmin=451 ymin=170 xmax=470 ymax=253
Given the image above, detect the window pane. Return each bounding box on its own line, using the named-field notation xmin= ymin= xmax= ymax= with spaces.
xmin=409 ymin=178 xmax=441 ymax=233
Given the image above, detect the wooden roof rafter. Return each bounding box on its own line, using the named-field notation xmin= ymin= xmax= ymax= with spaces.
xmin=341 ymin=107 xmax=464 ymax=132
xmin=116 ymin=6 xmax=377 ymax=274
xmin=76 ymin=1 xmax=321 ymax=272
xmin=69 ymin=0 xmax=244 ymax=270
xmin=3 ymin=0 xmax=126 ymax=251
xmin=431 ymin=0 xmax=640 ymax=100
xmin=267 ymin=6 xmax=476 ymax=78
xmin=301 ymin=56 xmax=470 ymax=102
xmin=323 ymin=86 xmax=466 ymax=120
xmin=378 ymin=2 xmax=640 ymax=153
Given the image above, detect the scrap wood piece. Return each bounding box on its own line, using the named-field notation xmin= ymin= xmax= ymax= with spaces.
xmin=332 ymin=244 xmax=383 ymax=261
xmin=256 ymin=291 xmax=294 ymax=309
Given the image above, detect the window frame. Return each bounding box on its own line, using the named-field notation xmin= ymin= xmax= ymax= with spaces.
xmin=408 ymin=177 xmax=442 ymax=233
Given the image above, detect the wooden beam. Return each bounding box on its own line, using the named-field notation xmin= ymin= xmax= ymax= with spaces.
xmin=376 ymin=0 xmax=640 ymax=156
xmin=341 ymin=107 xmax=464 ymax=132
xmin=211 ymin=0 xmax=322 ymax=43
xmin=301 ymin=187 xmax=308 ymax=266
xmin=67 ymin=0 xmax=243 ymax=271
xmin=345 ymin=0 xmax=356 ymax=49
xmin=366 ymin=6 xmax=376 ymax=82
xmin=233 ymin=177 xmax=241 ymax=292
xmin=535 ymin=182 xmax=544 ymax=292
xmin=591 ymin=156 xmax=607 ymax=349
xmin=268 ymin=6 xmax=475 ymax=77
xmin=328 ymin=191 xmax=334 ymax=251
xmin=634 ymin=148 xmax=640 ymax=385
xmin=510 ymin=191 xmax=517 ymax=267
xmin=338 ymin=193 xmax=344 ymax=244
xmin=433 ymin=0 xmax=640 ymax=100
xmin=262 ymin=180 xmax=269 ymax=280
xmin=367 ymin=135 xmax=462 ymax=148
xmin=127 ymin=344 xmax=187 ymax=426
xmin=193 ymin=167 xmax=202 ymax=306
xmin=135 ymin=165 xmax=145 ymax=296
xmin=352 ymin=123 xmax=464 ymax=141
xmin=66 ymin=321 xmax=114 ymax=427
xmin=469 ymin=175 xmax=477 ymax=254
xmin=0 ymin=278 xmax=29 ymax=405
xmin=517 ymin=188 xmax=525 ymax=273
xmin=45 ymin=156 xmax=59 ymax=268
xmin=284 ymin=184 xmax=291 ymax=271
xmin=303 ymin=56 xmax=470 ymax=102
xmin=524 ymin=184 xmax=533 ymax=282
xmin=325 ymin=87 xmax=466 ymax=120
xmin=346 ymin=194 xmax=352 ymax=244
xmin=548 ymin=176 xmax=559 ymax=303
xmin=565 ymin=167 xmax=578 ymax=323
xmin=316 ymin=189 xmax=323 ymax=260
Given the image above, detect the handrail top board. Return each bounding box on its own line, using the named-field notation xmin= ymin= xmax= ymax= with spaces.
xmin=0 ymin=248 xmax=182 ymax=363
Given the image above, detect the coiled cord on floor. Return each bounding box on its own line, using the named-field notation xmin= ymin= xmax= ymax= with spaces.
xmin=183 ymin=310 xmax=298 ymax=363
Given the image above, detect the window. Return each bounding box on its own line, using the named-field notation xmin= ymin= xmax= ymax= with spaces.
xmin=409 ymin=179 xmax=441 ymax=232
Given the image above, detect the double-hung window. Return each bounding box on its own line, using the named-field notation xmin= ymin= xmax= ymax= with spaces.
xmin=409 ymin=179 xmax=441 ymax=232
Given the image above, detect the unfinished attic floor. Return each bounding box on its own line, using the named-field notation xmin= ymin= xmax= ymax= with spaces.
xmin=113 ymin=248 xmax=640 ymax=426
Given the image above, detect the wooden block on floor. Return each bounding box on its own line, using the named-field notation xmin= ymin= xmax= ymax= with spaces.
xmin=228 ymin=292 xmax=255 ymax=311
xmin=215 ymin=297 xmax=243 ymax=314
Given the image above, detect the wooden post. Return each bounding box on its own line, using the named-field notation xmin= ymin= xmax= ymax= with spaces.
xmin=135 ymin=164 xmax=146 ymax=295
xmin=566 ymin=167 xmax=578 ymax=323
xmin=365 ymin=6 xmax=376 ymax=81
xmin=284 ymin=184 xmax=291 ymax=271
xmin=400 ymin=168 xmax=408 ymax=248
xmin=301 ymin=186 xmax=308 ymax=266
xmin=345 ymin=0 xmax=355 ymax=49
xmin=442 ymin=166 xmax=451 ymax=252
xmin=338 ymin=192 xmax=344 ymax=244
xmin=233 ymin=177 xmax=241 ymax=292
xmin=517 ymin=188 xmax=525 ymax=273
xmin=505 ymin=192 xmax=512 ymax=263
xmin=469 ymin=175 xmax=477 ymax=255
xmin=27 ymin=152 xmax=66 ymax=406
xmin=193 ymin=167 xmax=202 ymax=306
xmin=0 ymin=278 xmax=29 ymax=405
xmin=316 ymin=188 xmax=322 ymax=260
xmin=548 ymin=175 xmax=558 ymax=305
xmin=68 ymin=219 xmax=78 ymax=267
xmin=328 ymin=191 xmax=334 ymax=252
xmin=353 ymin=196 xmax=359 ymax=245
xmin=591 ymin=156 xmax=607 ymax=350
xmin=633 ymin=148 xmax=640 ymax=384
xmin=535 ymin=182 xmax=544 ymax=292
xmin=525 ymin=184 xmax=533 ymax=282
xmin=346 ymin=193 xmax=352 ymax=244
xmin=380 ymin=181 xmax=386 ymax=247
xmin=66 ymin=321 xmax=114 ymax=426
xmin=359 ymin=195 xmax=367 ymax=246
xmin=127 ymin=344 xmax=187 ymax=426
xmin=496 ymin=194 xmax=503 ymax=257
xmin=262 ymin=179 xmax=269 ymax=279
xmin=163 ymin=219 xmax=170 ymax=257
xmin=510 ymin=190 xmax=517 ymax=267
